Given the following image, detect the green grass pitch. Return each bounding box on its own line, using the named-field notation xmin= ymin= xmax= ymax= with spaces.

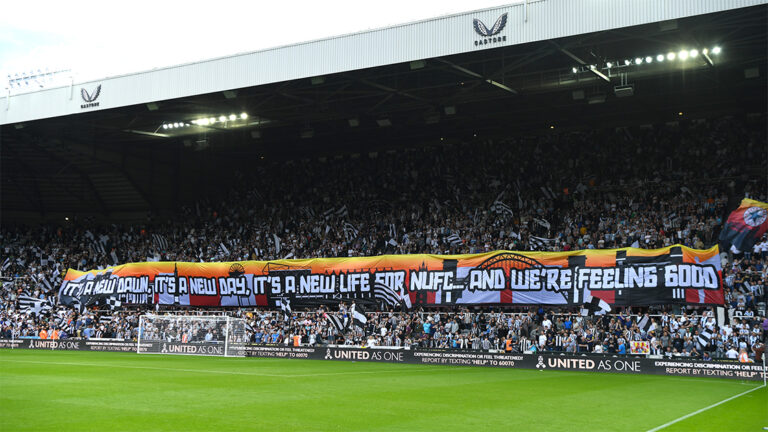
xmin=1 ymin=349 xmax=765 ymax=431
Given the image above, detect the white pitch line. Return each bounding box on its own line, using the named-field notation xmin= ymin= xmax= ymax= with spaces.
xmin=645 ymin=383 xmax=766 ymax=432
xmin=0 ymin=358 xmax=470 ymax=378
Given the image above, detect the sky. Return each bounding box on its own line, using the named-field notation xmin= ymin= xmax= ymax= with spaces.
xmin=1 ymin=0 xmax=510 ymax=90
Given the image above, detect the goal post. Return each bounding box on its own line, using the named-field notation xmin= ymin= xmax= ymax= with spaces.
xmin=137 ymin=314 xmax=246 ymax=357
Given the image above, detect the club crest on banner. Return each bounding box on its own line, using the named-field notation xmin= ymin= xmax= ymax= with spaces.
xmin=744 ymin=207 xmax=767 ymax=227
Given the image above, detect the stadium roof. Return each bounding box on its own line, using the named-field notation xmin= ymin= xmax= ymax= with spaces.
xmin=1 ymin=0 xmax=764 ymax=125
xmin=1 ymin=1 xmax=766 ymax=221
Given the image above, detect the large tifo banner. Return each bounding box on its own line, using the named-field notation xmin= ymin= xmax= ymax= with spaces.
xmin=58 ymin=245 xmax=723 ymax=309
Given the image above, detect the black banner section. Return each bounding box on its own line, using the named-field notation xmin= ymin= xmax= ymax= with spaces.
xmin=1 ymin=341 xmax=763 ymax=381
xmin=138 ymin=341 xmax=230 ymax=356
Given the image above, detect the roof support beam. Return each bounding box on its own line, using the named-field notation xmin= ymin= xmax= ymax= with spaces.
xmin=554 ymin=43 xmax=610 ymax=83
xmin=356 ymin=78 xmax=431 ymax=104
xmin=436 ymin=59 xmax=518 ymax=94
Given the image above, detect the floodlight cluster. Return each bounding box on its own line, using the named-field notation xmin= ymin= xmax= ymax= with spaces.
xmin=191 ymin=112 xmax=248 ymax=126
xmin=162 ymin=122 xmax=191 ymax=129
xmin=162 ymin=113 xmax=249 ymax=130
xmin=571 ymin=47 xmax=721 ymax=73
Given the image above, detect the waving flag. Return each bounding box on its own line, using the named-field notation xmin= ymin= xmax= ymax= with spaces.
xmin=580 ymin=295 xmax=611 ymax=316
xmin=277 ymin=298 xmax=291 ymax=321
xmin=18 ymin=295 xmax=52 ymax=316
xmin=351 ymin=303 xmax=367 ymax=328
xmin=719 ymin=198 xmax=768 ymax=252
xmin=324 ymin=313 xmax=345 ymax=332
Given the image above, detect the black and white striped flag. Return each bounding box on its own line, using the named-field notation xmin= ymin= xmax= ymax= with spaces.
xmin=152 ymin=234 xmax=169 ymax=251
xmin=533 ymin=218 xmax=551 ymax=230
xmin=38 ymin=275 xmax=53 ymax=292
xmin=637 ymin=315 xmax=652 ymax=332
xmin=17 ymin=295 xmax=52 ymax=316
xmin=540 ymin=186 xmax=556 ymax=200
xmin=529 ymin=236 xmax=555 ymax=251
xmin=373 ymin=283 xmax=400 ymax=308
xmin=343 ymin=222 xmax=359 ymax=240
xmin=696 ymin=329 xmax=713 ymax=348
xmin=99 ymin=315 xmax=113 ymax=324
xmin=85 ymin=231 xmax=106 ymax=254
xmin=490 ymin=200 xmax=514 ymax=216
xmin=445 ymin=233 xmax=462 ymax=246
xmin=373 ymin=283 xmax=412 ymax=309
xmin=218 ymin=242 xmax=230 ymax=256
xmin=324 ymin=312 xmax=345 ymax=332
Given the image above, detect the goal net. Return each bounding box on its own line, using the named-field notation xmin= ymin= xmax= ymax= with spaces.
xmin=137 ymin=315 xmax=246 ymax=357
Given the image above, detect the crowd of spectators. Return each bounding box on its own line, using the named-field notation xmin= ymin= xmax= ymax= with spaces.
xmin=0 ymin=115 xmax=766 ymax=361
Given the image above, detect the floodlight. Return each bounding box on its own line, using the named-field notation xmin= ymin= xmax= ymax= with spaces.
xmin=712 ymin=46 xmax=721 ymax=54
xmin=667 ymin=52 xmax=676 ymax=60
xmin=229 ymin=114 xmax=236 ymax=121
xmin=678 ymin=50 xmax=688 ymax=60
xmin=240 ymin=113 xmax=248 ymax=119
xmin=656 ymin=54 xmax=664 ymax=62
xmin=219 ymin=116 xmax=227 ymax=122
xmin=624 ymin=59 xmax=631 ymax=65
xmin=634 ymin=58 xmax=642 ymax=65
xmin=572 ymin=67 xmax=578 ymax=73
xmin=689 ymin=49 xmax=698 ymax=57
xmin=606 ymin=62 xmax=612 ymax=68
xmin=209 ymin=117 xmax=216 ymax=124
xmin=702 ymin=48 xmax=709 ymax=55
xmin=645 ymin=56 xmax=652 ymax=63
